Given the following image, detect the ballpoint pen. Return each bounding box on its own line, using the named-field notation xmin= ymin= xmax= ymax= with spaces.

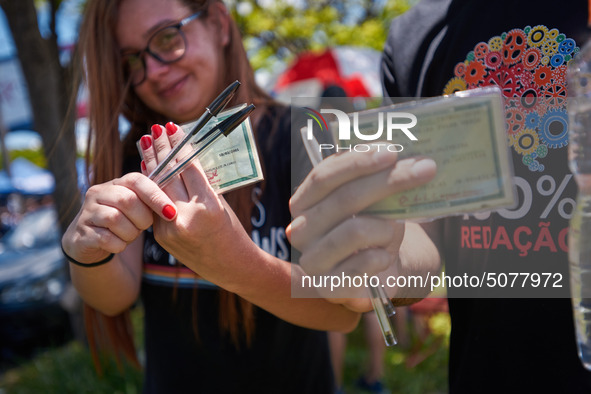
xmin=149 ymin=80 xmax=241 ymax=180
xmin=153 ymin=104 xmax=256 ymax=187
xmin=299 ymin=126 xmax=398 ymax=347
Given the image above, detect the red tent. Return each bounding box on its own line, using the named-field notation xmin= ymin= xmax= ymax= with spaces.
xmin=273 ymin=46 xmax=382 ymax=98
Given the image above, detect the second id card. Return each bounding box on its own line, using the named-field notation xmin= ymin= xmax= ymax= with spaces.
xmin=179 ymin=104 xmax=264 ymax=194
xmin=295 ymin=87 xmax=516 ymax=220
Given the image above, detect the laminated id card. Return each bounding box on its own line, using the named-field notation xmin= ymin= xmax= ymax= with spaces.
xmin=295 ymin=87 xmax=516 ymax=220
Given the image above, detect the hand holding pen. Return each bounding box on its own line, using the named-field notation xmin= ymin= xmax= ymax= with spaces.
xmin=149 ymin=80 xmax=241 ymax=182
xmin=152 ymin=104 xmax=255 ymax=188
xmin=144 ymin=80 xmax=256 ymax=189
xmin=299 ymin=128 xmax=398 ymax=346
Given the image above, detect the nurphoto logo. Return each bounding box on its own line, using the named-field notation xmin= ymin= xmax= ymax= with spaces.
xmin=304 ymin=107 xmax=418 ymax=153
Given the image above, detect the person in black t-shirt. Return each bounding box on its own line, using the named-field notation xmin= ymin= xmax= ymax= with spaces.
xmin=381 ymin=0 xmax=591 ymax=392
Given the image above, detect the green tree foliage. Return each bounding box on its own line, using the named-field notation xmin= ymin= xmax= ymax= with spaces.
xmin=228 ymin=0 xmax=412 ymax=70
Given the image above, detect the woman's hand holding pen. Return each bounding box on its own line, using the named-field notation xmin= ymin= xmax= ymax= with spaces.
xmin=62 ymin=170 xmax=178 ymax=266
xmin=138 ymin=122 xmax=252 ymax=284
xmin=137 ymin=121 xmax=362 ymax=331
xmin=286 ymin=148 xmax=437 ymax=311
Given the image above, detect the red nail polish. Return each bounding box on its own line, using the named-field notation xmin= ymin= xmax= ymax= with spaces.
xmin=166 ymin=122 xmax=178 ymax=135
xmin=162 ymin=204 xmax=177 ymax=220
xmin=151 ymin=124 xmax=162 ymax=139
xmin=140 ymin=135 xmax=152 ymax=150
xmin=141 ymin=160 xmax=147 ymax=172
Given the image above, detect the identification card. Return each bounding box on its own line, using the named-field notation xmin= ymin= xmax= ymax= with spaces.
xmin=297 ymin=87 xmax=516 ymax=219
xmin=180 ymin=104 xmax=264 ymax=194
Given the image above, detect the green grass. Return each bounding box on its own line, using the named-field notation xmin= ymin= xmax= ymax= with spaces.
xmin=0 ymin=306 xmax=144 ymax=394
xmin=0 ymin=307 xmax=449 ymax=394
xmin=0 ymin=341 xmax=142 ymax=394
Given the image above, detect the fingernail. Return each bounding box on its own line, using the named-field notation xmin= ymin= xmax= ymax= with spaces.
xmin=410 ymin=158 xmax=437 ymax=178
xmin=151 ymin=124 xmax=162 ymax=139
xmin=162 ymin=204 xmax=177 ymax=220
xmin=166 ymin=122 xmax=178 ymax=135
xmin=140 ymin=135 xmax=152 ymax=150
xmin=141 ymin=160 xmax=147 ymax=172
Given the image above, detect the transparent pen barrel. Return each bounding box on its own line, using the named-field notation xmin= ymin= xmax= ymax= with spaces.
xmin=369 ymin=285 xmax=397 ymax=346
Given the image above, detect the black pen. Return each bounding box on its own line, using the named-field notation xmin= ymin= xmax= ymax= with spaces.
xmin=149 ymin=80 xmax=241 ymax=180
xmin=154 ymin=104 xmax=256 ymax=187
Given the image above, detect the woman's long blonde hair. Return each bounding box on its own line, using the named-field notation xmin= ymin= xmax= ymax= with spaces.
xmin=77 ymin=0 xmax=275 ymax=372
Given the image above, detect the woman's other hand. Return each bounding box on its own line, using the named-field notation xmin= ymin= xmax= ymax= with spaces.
xmin=287 ymin=148 xmax=437 ymax=308
xmin=62 ymin=170 xmax=178 ymax=265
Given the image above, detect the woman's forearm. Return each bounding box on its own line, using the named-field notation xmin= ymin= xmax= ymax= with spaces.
xmin=69 ymin=236 xmax=144 ymax=316
xmin=228 ymin=245 xmax=361 ymax=333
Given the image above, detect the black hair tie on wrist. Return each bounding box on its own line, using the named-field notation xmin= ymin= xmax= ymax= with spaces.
xmin=61 ymin=244 xmax=114 ymax=268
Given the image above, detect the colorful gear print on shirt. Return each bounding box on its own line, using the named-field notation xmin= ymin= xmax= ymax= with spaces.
xmin=442 ymin=25 xmax=579 ymax=172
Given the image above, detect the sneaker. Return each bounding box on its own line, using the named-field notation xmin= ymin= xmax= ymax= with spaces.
xmin=355 ymin=376 xmax=389 ymax=394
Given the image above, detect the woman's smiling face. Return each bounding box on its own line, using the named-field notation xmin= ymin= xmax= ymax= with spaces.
xmin=116 ymin=0 xmax=229 ymax=123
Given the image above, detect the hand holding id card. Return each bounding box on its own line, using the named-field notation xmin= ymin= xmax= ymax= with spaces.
xmin=138 ymin=81 xmax=264 ymax=194
xmin=291 ymin=87 xmax=515 ymax=347
xmin=296 ymin=87 xmax=516 ymax=220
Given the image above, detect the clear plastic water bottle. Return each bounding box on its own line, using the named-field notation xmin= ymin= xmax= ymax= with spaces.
xmin=567 ymin=40 xmax=591 ymax=370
